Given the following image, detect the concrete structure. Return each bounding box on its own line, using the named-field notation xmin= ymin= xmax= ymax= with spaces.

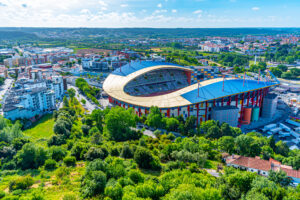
xmin=3 ymin=76 xmax=65 ymax=120
xmin=211 ymin=106 xmax=239 ymax=127
xmin=103 ymin=61 xmax=279 ymax=126
xmin=262 ymin=94 xmax=278 ymax=118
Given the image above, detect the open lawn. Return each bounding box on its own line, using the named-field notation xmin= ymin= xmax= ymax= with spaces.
xmin=24 ymin=114 xmax=55 ymax=143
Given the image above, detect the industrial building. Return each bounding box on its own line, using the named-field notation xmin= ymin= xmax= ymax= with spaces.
xmin=103 ymin=61 xmax=279 ymax=126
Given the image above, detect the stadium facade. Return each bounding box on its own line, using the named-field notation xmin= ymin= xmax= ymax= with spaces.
xmin=103 ymin=61 xmax=279 ymax=127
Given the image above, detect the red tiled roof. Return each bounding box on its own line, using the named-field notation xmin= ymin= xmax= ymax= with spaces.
xmin=226 ymin=155 xmax=300 ymax=179
xmin=281 ymin=167 xmax=300 ymax=179
xmin=230 ymin=156 xmax=271 ymax=171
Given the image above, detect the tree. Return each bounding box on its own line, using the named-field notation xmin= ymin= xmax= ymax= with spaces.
xmin=165 ymin=117 xmax=179 ymax=132
xmin=134 ymin=147 xmax=155 ymax=169
xmin=219 ymin=136 xmax=235 ymax=154
xmin=235 ymin=134 xmax=259 ymax=156
xmin=277 ymin=64 xmax=288 ymax=72
xmin=16 ymin=143 xmax=48 ymax=170
xmin=63 ymin=96 xmax=69 ymax=107
xmin=50 ymin=146 xmax=67 ymax=161
xmin=206 ymin=125 xmax=222 ymax=139
xmin=120 ymin=143 xmax=134 ymax=159
xmin=105 ymin=107 xmax=137 ymax=141
xmin=270 ymin=67 xmax=282 ymax=77
xmin=67 ymin=88 xmax=76 ymax=99
xmin=268 ymin=170 xmax=291 ymax=187
xmin=146 ymin=106 xmax=164 ymax=129
xmin=275 ymin=141 xmax=289 ymax=157
xmin=81 ymin=171 xmax=107 ymax=198
xmin=91 ymin=109 xmax=104 ymax=132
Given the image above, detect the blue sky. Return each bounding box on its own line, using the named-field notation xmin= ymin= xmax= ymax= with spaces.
xmin=0 ymin=0 xmax=299 ymax=27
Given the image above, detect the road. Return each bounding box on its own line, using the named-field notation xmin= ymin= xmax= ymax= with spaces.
xmin=0 ymin=78 xmax=13 ymax=100
xmin=67 ymin=84 xmax=97 ymax=112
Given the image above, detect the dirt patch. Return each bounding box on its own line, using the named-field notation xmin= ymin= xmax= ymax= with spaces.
xmin=76 ymin=163 xmax=85 ymax=168
xmin=77 ymin=48 xmax=112 ymax=56
xmin=44 ymin=181 xmax=53 ymax=188
xmin=4 ymin=187 xmax=9 ymax=193
xmin=31 ymin=184 xmax=39 ymax=189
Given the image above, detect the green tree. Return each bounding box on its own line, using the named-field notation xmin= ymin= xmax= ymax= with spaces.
xmin=16 ymin=143 xmax=48 ymax=170
xmin=67 ymin=88 xmax=76 ymax=99
xmin=268 ymin=170 xmax=291 ymax=187
xmin=219 ymin=136 xmax=235 ymax=154
xmin=105 ymin=107 xmax=137 ymax=141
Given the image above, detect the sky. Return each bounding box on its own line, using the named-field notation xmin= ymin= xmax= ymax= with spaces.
xmin=0 ymin=0 xmax=299 ymax=28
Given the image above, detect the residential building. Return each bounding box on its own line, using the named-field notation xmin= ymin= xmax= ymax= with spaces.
xmin=224 ymin=155 xmax=300 ymax=185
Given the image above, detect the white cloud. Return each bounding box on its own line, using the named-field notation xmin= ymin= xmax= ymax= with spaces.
xmin=120 ymin=4 xmax=128 ymax=8
xmin=171 ymin=9 xmax=177 ymax=13
xmin=153 ymin=9 xmax=167 ymax=15
xmin=193 ymin=9 xmax=203 ymax=14
xmin=157 ymin=3 xmax=162 ymax=8
xmin=252 ymin=7 xmax=260 ymax=11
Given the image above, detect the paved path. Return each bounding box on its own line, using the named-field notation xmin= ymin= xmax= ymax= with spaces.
xmin=67 ymin=84 xmax=97 ymax=112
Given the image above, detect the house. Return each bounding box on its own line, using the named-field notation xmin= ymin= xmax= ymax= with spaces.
xmin=224 ymin=155 xmax=300 ymax=185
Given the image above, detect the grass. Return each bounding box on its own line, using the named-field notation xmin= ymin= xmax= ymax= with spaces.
xmin=204 ymin=160 xmax=221 ymax=170
xmin=24 ymin=114 xmax=55 ymax=144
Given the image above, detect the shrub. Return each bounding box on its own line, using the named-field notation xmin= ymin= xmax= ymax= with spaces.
xmin=71 ymin=142 xmax=89 ymax=160
xmin=9 ymin=175 xmax=34 ymax=192
xmin=0 ymin=191 xmax=5 ymax=199
xmin=50 ymin=146 xmax=67 ymax=161
xmin=104 ymin=181 xmax=123 ymax=200
xmin=128 ymin=170 xmax=144 ymax=184
xmin=110 ymin=147 xmax=120 ymax=157
xmin=1 ymin=161 xmax=16 ymax=170
xmin=120 ymin=144 xmax=133 ymax=159
xmin=63 ymin=156 xmax=76 ymax=167
xmin=81 ymin=171 xmax=107 ymax=198
xmin=44 ymin=159 xmax=57 ymax=170
xmin=85 ymin=147 xmax=107 ymax=161
xmin=63 ymin=193 xmax=78 ymax=200
xmin=134 ymin=147 xmax=156 ymax=169
xmin=16 ymin=143 xmax=48 ymax=170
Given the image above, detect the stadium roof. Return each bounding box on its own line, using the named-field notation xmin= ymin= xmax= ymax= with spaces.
xmin=103 ymin=62 xmax=279 ymax=108
xmin=112 ymin=61 xmax=186 ymax=76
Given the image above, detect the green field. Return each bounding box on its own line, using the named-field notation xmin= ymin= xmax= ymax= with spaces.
xmin=24 ymin=114 xmax=55 ymax=144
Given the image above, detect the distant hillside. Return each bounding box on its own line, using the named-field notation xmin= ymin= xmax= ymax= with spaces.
xmin=0 ymin=27 xmax=299 ymax=39
xmin=0 ymin=30 xmax=37 ymax=40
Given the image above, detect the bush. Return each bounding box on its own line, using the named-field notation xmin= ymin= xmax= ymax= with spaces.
xmin=16 ymin=143 xmax=48 ymax=170
xmin=104 ymin=182 xmax=123 ymax=200
xmin=128 ymin=170 xmax=144 ymax=184
xmin=81 ymin=171 xmax=107 ymax=198
xmin=44 ymin=159 xmax=57 ymax=170
xmin=63 ymin=193 xmax=78 ymax=200
xmin=9 ymin=175 xmax=34 ymax=192
xmin=110 ymin=147 xmax=120 ymax=157
xmin=64 ymin=156 xmax=76 ymax=167
xmin=0 ymin=191 xmax=5 ymax=199
xmin=85 ymin=147 xmax=107 ymax=161
xmin=50 ymin=146 xmax=67 ymax=161
xmin=120 ymin=144 xmax=133 ymax=159
xmin=71 ymin=142 xmax=89 ymax=160
xmin=1 ymin=161 xmax=16 ymax=170
xmin=134 ymin=147 xmax=157 ymax=169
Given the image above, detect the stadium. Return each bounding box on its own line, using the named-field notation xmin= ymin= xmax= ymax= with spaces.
xmin=103 ymin=61 xmax=280 ymax=127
